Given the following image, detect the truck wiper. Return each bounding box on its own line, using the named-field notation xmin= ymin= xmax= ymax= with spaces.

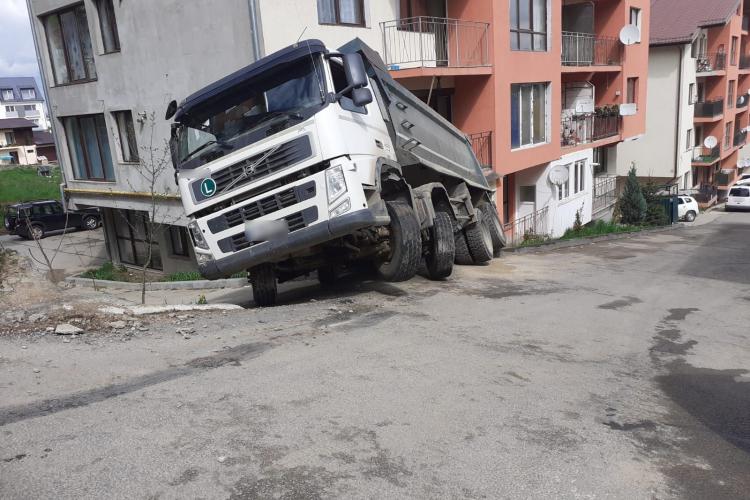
xmin=251 ymin=110 xmax=305 ymax=129
xmin=183 ymin=139 xmax=232 ymax=162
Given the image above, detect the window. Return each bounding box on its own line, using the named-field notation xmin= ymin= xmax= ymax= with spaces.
xmin=519 ymin=185 xmax=536 ymax=203
xmin=20 ymin=88 xmax=36 ymax=100
xmin=63 ymin=114 xmax=115 ymax=181
xmin=511 ymin=82 xmax=548 ymax=149
xmin=1 ymin=89 xmax=13 ymax=100
xmin=502 ymin=175 xmax=510 ymax=224
xmin=688 ymin=83 xmax=696 ymax=104
xmin=317 ymin=0 xmax=365 ymax=26
xmin=113 ymin=110 xmax=138 ymax=162
xmin=96 ymin=0 xmax=120 ymax=53
xmin=169 ymin=226 xmax=190 ymax=257
xmin=24 ymin=104 xmax=35 ymax=111
xmin=728 ymin=80 xmax=736 ymax=108
xmin=626 ymin=77 xmax=638 ymax=104
xmin=725 ymin=122 xmax=732 ymax=148
xmin=5 ymin=105 xmax=15 ymax=112
xmin=593 ymin=147 xmax=607 ymax=176
xmin=629 ymin=8 xmax=642 ymax=42
xmin=731 ymin=37 xmax=739 ymax=65
xmin=4 ymin=132 xmax=15 ymax=145
xmin=510 ymin=0 xmax=547 ymax=51
xmin=573 ymin=160 xmax=585 ymax=194
xmin=114 ymin=210 xmax=162 ymax=270
xmin=43 ymin=4 xmax=97 ymax=85
xmin=557 ymin=166 xmax=570 ymax=200
xmin=686 ymin=129 xmax=693 ymax=151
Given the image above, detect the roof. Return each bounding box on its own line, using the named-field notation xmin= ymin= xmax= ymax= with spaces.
xmin=33 ymin=130 xmax=54 ymax=145
xmin=0 ymin=118 xmax=36 ymax=130
xmin=651 ymin=0 xmax=741 ymax=46
xmin=174 ymin=40 xmax=327 ymax=121
xmin=0 ymin=76 xmax=42 ymax=102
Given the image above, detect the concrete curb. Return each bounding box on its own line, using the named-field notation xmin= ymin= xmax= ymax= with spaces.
xmin=99 ymin=304 xmax=243 ymax=316
xmin=502 ymin=224 xmax=685 ymax=255
xmin=65 ymin=276 xmax=247 ymax=291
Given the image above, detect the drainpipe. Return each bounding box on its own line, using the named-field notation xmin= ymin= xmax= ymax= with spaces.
xmin=25 ymin=0 xmax=69 ymax=202
xmin=674 ymin=45 xmax=684 ymax=188
xmin=247 ymin=0 xmax=263 ymax=60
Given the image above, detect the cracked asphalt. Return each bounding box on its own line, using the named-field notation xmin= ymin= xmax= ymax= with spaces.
xmin=1 ymin=212 xmax=749 ymax=499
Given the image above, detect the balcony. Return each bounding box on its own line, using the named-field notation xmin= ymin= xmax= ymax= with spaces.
xmin=741 ymin=55 xmax=750 ymax=71
xmin=380 ymin=17 xmax=490 ymax=75
xmin=696 ymin=52 xmax=726 ymax=74
xmin=734 ymin=130 xmax=747 ymax=147
xmin=743 ymin=15 xmax=749 ymax=32
xmin=693 ymin=98 xmax=724 ymax=119
xmin=692 ymin=146 xmax=720 ymax=165
xmin=469 ymin=131 xmax=492 ymax=173
xmin=561 ymin=112 xmax=621 ymax=148
xmin=716 ymin=171 xmax=736 ymax=187
xmin=561 ymin=32 xmax=622 ymax=68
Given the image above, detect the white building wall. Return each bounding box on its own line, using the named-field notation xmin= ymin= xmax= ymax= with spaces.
xmin=258 ymin=0 xmax=399 ymax=56
xmin=614 ymin=44 xmax=695 ymax=186
xmin=515 ymin=149 xmax=595 ymax=239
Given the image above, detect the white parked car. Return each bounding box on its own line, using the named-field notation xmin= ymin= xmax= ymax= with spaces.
xmin=734 ymin=176 xmax=750 ymax=186
xmin=726 ymin=186 xmax=750 ymax=211
xmin=677 ymin=196 xmax=700 ymax=222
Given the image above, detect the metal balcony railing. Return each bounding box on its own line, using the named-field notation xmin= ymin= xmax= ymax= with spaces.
xmin=696 ymin=52 xmax=726 ymax=73
xmin=734 ymin=130 xmax=747 ymax=147
xmin=560 ymin=113 xmax=621 ymax=147
xmin=592 ymin=175 xmax=617 ymax=214
xmin=716 ymin=171 xmax=734 ymax=186
xmin=380 ymin=17 xmax=490 ymax=70
xmin=694 ymin=98 xmax=724 ymax=117
xmin=468 ymin=131 xmax=492 ymax=171
xmin=692 ymin=146 xmax=720 ymax=163
xmin=561 ymin=32 xmax=622 ymax=66
xmin=504 ymin=205 xmax=549 ymax=245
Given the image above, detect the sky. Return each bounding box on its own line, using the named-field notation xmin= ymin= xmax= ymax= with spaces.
xmin=1 ymin=0 xmax=43 ymax=89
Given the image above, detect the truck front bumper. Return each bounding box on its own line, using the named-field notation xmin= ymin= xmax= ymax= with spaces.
xmin=198 ymin=208 xmax=387 ymax=279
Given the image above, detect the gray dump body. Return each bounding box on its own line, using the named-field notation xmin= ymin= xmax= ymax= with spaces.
xmin=339 ymin=39 xmax=492 ymax=193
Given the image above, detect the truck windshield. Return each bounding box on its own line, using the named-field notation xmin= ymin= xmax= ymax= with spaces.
xmin=175 ymin=57 xmax=325 ymax=170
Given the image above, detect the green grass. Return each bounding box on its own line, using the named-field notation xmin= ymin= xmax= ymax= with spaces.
xmin=0 ymin=166 xmax=62 ymax=225
xmin=80 ymin=262 xmax=127 ymax=281
xmin=80 ymin=263 xmax=247 ymax=282
xmin=561 ymin=220 xmax=642 ymax=241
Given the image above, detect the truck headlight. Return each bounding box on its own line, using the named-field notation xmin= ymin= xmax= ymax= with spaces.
xmin=188 ymin=221 xmax=209 ymax=250
xmin=325 ymin=165 xmax=347 ymax=204
xmin=329 ymin=198 xmax=351 ymax=217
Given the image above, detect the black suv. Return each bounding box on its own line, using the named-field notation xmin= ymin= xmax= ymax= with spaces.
xmin=4 ymin=200 xmax=100 ymax=239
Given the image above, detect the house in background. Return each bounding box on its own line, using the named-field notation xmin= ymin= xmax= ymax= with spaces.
xmin=0 ymin=118 xmax=40 ymax=165
xmin=0 ymin=77 xmax=50 ymax=131
xmin=383 ymin=0 xmax=650 ymax=240
xmin=614 ymin=0 xmax=750 ymax=205
xmin=33 ymin=130 xmax=57 ymax=163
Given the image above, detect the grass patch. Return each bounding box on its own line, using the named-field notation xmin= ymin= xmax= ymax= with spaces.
xmin=561 ymin=220 xmax=642 ymax=241
xmin=80 ymin=263 xmax=247 ymax=282
xmin=0 ymin=166 xmax=62 ymax=232
xmin=80 ymin=262 xmax=128 ymax=281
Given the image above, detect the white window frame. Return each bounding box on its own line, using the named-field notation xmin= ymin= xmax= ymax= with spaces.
xmin=5 ymin=105 xmax=15 ymax=112
xmin=686 ymin=129 xmax=693 ymax=152
xmin=629 ymin=7 xmax=642 ymax=43
xmin=557 ymin=164 xmax=571 ymax=200
xmin=511 ymin=82 xmax=550 ymax=150
xmin=20 ymin=88 xmax=36 ymax=100
xmin=573 ymin=159 xmax=585 ymax=194
xmin=1 ymin=89 xmax=13 ymax=100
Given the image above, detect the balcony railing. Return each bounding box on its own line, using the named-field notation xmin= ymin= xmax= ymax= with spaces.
xmin=696 ymin=52 xmax=726 ymax=73
xmin=734 ymin=130 xmax=747 ymax=147
xmin=380 ymin=17 xmax=490 ymax=70
xmin=716 ymin=171 xmax=735 ymax=187
xmin=694 ymin=98 xmax=724 ymax=117
xmin=692 ymin=145 xmax=720 ymax=163
xmin=561 ymin=32 xmax=622 ymax=66
xmin=561 ymin=113 xmax=621 ymax=147
xmin=743 ymin=15 xmax=749 ymax=31
xmin=504 ymin=206 xmax=549 ymax=246
xmin=741 ymin=54 xmax=750 ymax=70
xmin=592 ymin=175 xmax=618 ymax=214
xmin=468 ymin=131 xmax=492 ymax=171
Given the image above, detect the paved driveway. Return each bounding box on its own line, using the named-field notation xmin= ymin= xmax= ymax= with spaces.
xmin=1 ymin=212 xmax=749 ymax=499
xmin=0 ymin=227 xmax=107 ymax=274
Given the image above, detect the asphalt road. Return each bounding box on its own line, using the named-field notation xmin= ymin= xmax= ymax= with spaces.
xmin=1 ymin=212 xmax=749 ymax=499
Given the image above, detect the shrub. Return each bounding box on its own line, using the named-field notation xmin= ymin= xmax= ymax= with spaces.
xmin=619 ymin=164 xmax=647 ymax=225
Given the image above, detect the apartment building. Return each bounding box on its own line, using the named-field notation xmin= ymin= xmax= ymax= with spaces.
xmin=614 ymin=0 xmax=750 ymax=205
xmin=0 ymin=77 xmax=50 ymax=130
xmin=384 ymin=0 xmax=649 ymax=239
xmin=27 ymin=0 xmax=399 ymax=273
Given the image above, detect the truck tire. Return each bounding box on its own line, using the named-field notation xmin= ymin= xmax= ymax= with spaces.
xmin=425 ymin=211 xmax=455 ymax=280
xmin=465 ymin=209 xmax=493 ymax=264
xmin=454 ymin=228 xmax=473 ymax=265
xmin=481 ymin=205 xmax=506 ymax=257
xmin=250 ymin=264 xmax=277 ymax=307
xmin=377 ymin=201 xmax=421 ymax=282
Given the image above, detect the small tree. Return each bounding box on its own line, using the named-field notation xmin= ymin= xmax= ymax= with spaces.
xmin=619 ymin=163 xmax=647 ymax=225
xmin=572 ymin=205 xmax=584 ymax=233
xmin=641 ymin=180 xmax=669 ymax=226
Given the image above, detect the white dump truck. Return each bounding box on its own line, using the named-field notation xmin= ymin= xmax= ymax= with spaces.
xmin=166 ymin=39 xmax=504 ymax=306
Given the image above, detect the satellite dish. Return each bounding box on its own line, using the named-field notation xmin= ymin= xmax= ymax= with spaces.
xmin=739 ymin=95 xmax=747 ymax=106
xmin=619 ymin=25 xmax=641 ymax=45
xmin=704 ymin=135 xmax=718 ymax=149
xmin=548 ymin=165 xmax=570 ymax=185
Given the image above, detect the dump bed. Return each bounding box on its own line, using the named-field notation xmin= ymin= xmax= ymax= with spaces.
xmin=339 ymin=39 xmax=491 ymax=192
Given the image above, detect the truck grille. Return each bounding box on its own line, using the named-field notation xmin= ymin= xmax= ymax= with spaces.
xmin=206 ymin=181 xmax=316 ymax=233
xmin=211 ymin=135 xmax=312 ymax=194
xmin=217 ymin=206 xmax=318 ymax=253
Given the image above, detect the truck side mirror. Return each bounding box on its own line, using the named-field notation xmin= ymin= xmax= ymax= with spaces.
xmin=165 ymin=100 xmax=178 ymax=120
xmin=351 ymin=87 xmax=373 ymax=107
xmin=343 ymin=53 xmax=368 ymax=89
